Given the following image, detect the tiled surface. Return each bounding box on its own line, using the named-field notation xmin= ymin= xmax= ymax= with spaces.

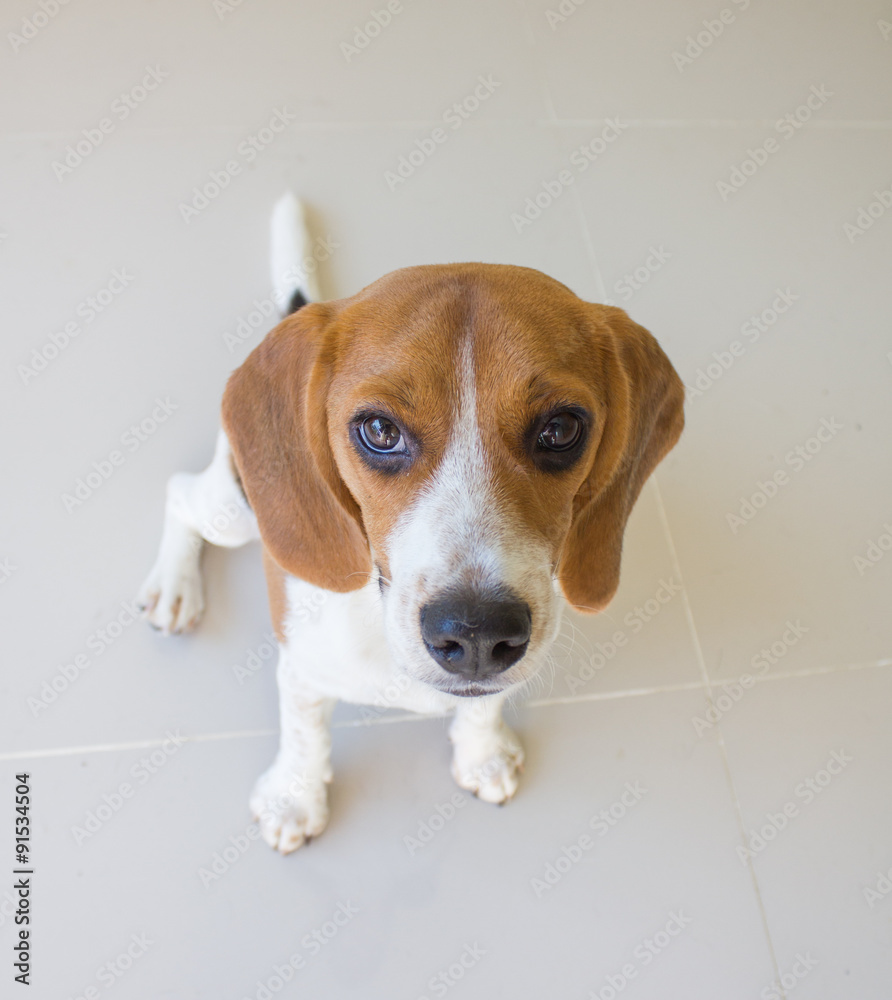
xmin=719 ymin=667 xmax=892 ymax=1000
xmin=1 ymin=692 xmax=780 ymax=999
xmin=1 ymin=1 xmax=890 ymax=997
xmin=529 ymin=0 xmax=892 ymax=122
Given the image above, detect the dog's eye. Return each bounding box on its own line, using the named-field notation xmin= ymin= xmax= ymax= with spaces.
xmin=359 ymin=415 xmax=405 ymax=453
xmin=538 ymin=412 xmax=582 ymax=451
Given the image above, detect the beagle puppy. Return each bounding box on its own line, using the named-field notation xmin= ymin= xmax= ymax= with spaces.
xmin=138 ymin=195 xmax=684 ymax=853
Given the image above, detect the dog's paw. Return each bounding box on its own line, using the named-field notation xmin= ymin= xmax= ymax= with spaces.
xmin=451 ymin=722 xmax=525 ymax=805
xmin=250 ymin=763 xmax=330 ymax=854
xmin=137 ymin=556 xmax=204 ymax=636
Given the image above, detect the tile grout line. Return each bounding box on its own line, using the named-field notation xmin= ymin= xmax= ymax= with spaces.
xmin=525 ymin=655 xmax=892 ymax=712
xmin=519 ymin=0 xmax=612 ymax=305
xmin=569 ymin=178 xmax=607 ymax=302
xmin=745 ymin=656 xmax=892 ymax=680
xmin=527 ymin=678 xmax=706 ymax=708
xmin=651 ymin=473 xmax=787 ymax=996
xmin=520 ymin=0 xmax=560 ymax=128
xmin=542 ymin=118 xmax=892 ymax=129
xmin=520 ymin=0 xmax=608 ymax=301
xmin=3 ymin=656 xmax=888 ymax=762
xmin=0 ymin=728 xmax=279 ymax=762
xmin=9 ymin=118 xmax=891 ymax=140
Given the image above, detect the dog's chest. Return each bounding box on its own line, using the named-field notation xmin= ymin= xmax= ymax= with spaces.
xmin=279 ymin=576 xmax=458 ymax=714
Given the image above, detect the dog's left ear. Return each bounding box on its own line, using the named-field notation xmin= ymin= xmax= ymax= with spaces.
xmin=557 ymin=305 xmax=685 ymax=613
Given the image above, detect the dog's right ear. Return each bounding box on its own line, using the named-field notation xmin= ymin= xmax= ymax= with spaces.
xmin=557 ymin=305 xmax=685 ymax=613
xmin=221 ymin=303 xmax=372 ymax=592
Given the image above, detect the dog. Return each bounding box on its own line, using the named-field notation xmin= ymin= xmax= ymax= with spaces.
xmin=137 ymin=194 xmax=685 ymax=853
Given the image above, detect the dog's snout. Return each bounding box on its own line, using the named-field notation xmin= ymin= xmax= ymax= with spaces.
xmin=420 ymin=591 xmax=531 ymax=679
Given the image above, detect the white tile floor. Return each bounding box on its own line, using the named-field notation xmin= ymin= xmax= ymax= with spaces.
xmin=1 ymin=1 xmax=890 ymax=997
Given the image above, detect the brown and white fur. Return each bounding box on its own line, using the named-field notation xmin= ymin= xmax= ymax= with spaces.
xmin=138 ymin=194 xmax=685 ymax=853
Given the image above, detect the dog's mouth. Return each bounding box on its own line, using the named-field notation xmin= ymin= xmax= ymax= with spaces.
xmin=449 ymin=683 xmax=503 ymax=698
xmin=426 ymin=677 xmax=513 ymax=699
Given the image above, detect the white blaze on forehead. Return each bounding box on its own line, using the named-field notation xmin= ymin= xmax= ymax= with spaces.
xmin=388 ymin=335 xmax=505 ymax=590
xmin=382 ymin=331 xmax=560 ymax=687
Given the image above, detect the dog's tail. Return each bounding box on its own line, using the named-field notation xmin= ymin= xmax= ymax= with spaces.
xmin=270 ymin=191 xmax=321 ymax=316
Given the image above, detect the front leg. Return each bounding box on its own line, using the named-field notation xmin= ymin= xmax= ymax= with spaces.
xmin=449 ymin=695 xmax=524 ymax=805
xmin=137 ymin=430 xmax=258 ymax=634
xmin=250 ymin=648 xmax=335 ymax=854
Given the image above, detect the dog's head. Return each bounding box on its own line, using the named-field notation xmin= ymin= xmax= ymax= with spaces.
xmin=222 ymin=264 xmax=684 ymax=698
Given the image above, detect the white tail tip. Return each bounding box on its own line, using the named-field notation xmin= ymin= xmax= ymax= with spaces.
xmin=270 ymin=192 xmax=320 ymax=313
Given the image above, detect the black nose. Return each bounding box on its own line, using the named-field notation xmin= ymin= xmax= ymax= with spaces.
xmin=420 ymin=590 xmax=532 ymax=679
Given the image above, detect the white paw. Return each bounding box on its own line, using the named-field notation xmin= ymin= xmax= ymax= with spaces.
xmin=451 ymin=723 xmax=525 ymax=805
xmin=250 ymin=762 xmax=330 ymax=854
xmin=137 ymin=557 xmax=204 ymax=635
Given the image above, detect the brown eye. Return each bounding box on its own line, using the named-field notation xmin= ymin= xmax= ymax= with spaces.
xmin=359 ymin=415 xmax=404 ymax=453
xmin=538 ymin=412 xmax=582 ymax=451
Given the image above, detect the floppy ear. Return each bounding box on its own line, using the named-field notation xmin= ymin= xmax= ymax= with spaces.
xmin=221 ymin=303 xmax=372 ymax=592
xmin=558 ymin=305 xmax=684 ymax=613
